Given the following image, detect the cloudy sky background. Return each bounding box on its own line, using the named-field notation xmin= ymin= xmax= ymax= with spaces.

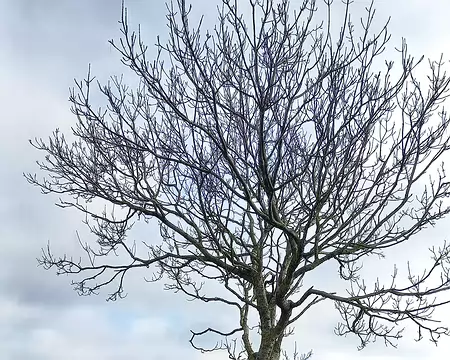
xmin=1 ymin=0 xmax=450 ymax=359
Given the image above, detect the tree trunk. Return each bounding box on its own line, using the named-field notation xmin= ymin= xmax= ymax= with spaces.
xmin=255 ymin=339 xmax=281 ymax=360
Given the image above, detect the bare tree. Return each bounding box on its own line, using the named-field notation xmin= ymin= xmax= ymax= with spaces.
xmin=26 ymin=0 xmax=450 ymax=359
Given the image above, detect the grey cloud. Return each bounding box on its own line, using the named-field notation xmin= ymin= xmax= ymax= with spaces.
xmin=2 ymin=0 xmax=450 ymax=359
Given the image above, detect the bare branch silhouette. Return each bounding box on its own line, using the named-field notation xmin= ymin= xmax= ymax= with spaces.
xmin=26 ymin=0 xmax=450 ymax=359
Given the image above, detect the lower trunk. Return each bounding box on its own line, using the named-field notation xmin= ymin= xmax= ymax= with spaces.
xmin=254 ymin=334 xmax=282 ymax=360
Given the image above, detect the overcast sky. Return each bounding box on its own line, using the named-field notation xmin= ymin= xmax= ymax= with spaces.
xmin=1 ymin=0 xmax=450 ymax=359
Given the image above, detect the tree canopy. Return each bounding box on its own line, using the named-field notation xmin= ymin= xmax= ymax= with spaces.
xmin=26 ymin=0 xmax=450 ymax=359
